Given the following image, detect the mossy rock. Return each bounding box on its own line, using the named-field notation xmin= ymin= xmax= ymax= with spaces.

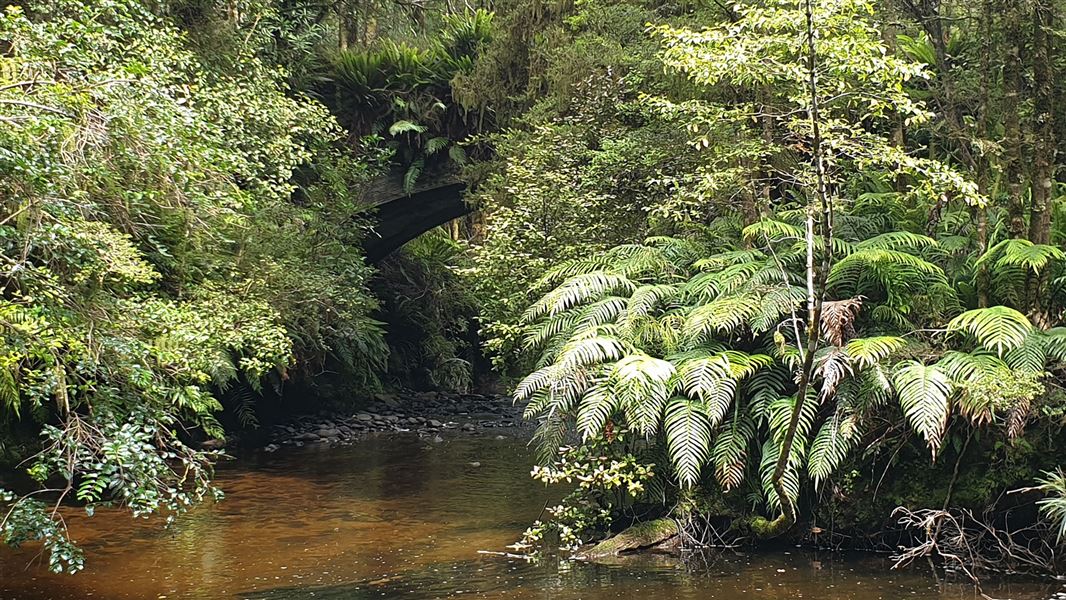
xmin=582 ymin=518 xmax=678 ymax=559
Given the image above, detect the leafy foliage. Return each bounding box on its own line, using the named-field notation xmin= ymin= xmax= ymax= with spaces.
xmin=0 ymin=0 xmax=388 ymax=570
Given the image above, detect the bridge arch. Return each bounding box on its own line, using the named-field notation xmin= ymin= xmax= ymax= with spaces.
xmin=361 ymin=169 xmax=470 ymax=263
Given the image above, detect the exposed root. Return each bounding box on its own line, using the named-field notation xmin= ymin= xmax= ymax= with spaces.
xmin=890 ymin=507 xmax=1062 ymax=583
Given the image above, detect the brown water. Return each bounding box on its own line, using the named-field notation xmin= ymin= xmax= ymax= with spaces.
xmin=0 ymin=432 xmax=1059 ymax=600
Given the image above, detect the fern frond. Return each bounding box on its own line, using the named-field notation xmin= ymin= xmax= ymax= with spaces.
xmin=855 ymin=231 xmax=938 ymax=251
xmin=524 ymin=272 xmax=637 ymax=322
xmin=893 ymin=361 xmax=952 ymax=458
xmin=742 ymin=218 xmax=804 ymax=244
xmin=664 ymin=397 xmax=713 ymax=487
xmin=611 ymin=354 xmax=674 ymax=436
xmin=759 ymin=437 xmax=802 ymax=513
xmin=676 ymin=355 xmax=735 ymax=426
xmin=622 ymin=285 xmax=678 ymax=333
xmin=712 ymin=411 xmax=755 ymax=491
xmin=977 ymin=238 xmax=1066 ymax=273
xmin=947 ymin=306 xmax=1033 ymax=356
xmin=577 ymin=379 xmax=618 ymax=439
xmin=1004 ymin=331 xmax=1051 ymax=373
xmin=936 ymin=351 xmax=1007 ymax=384
xmin=844 ymin=336 xmax=906 ymax=369
xmin=557 ymin=335 xmax=628 ymax=370
xmin=808 ymin=412 xmax=860 ymax=485
xmin=683 ymin=292 xmax=761 ymax=343
xmin=749 ymin=285 xmax=806 ymax=333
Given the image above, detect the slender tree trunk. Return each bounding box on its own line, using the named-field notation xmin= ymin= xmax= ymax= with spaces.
xmin=1002 ymin=0 xmax=1026 ymax=238
xmin=1028 ymin=0 xmax=1055 ymax=247
xmin=884 ymin=23 xmax=908 ymax=193
xmin=905 ymin=0 xmax=976 ymax=172
xmin=975 ymin=0 xmax=993 ymax=307
xmin=1027 ymin=0 xmax=1056 ymax=323
xmin=765 ymin=0 xmax=833 ymax=537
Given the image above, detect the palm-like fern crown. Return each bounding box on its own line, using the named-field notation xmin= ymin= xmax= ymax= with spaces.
xmin=516 ymin=214 xmax=1066 ymax=515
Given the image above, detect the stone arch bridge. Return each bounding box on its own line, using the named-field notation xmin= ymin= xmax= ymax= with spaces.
xmin=360 ymin=167 xmax=469 ymax=263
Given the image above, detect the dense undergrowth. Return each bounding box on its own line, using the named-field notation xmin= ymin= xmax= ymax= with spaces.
xmin=0 ymin=0 xmax=393 ymax=571
xmin=462 ymin=0 xmax=1066 ymax=579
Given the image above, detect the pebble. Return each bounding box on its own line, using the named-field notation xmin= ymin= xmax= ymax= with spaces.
xmin=262 ymin=391 xmax=526 ymax=452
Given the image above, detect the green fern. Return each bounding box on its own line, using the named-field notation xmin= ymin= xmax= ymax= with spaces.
xmin=948 ymin=306 xmax=1033 ymax=356
xmin=663 ymin=397 xmax=713 ymax=487
xmin=893 ymin=361 xmax=952 ymax=458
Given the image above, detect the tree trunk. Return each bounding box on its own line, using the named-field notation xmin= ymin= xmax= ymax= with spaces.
xmin=763 ymin=0 xmax=833 ymax=537
xmin=975 ymin=0 xmax=993 ymax=308
xmin=1028 ymin=0 xmax=1055 ymax=247
xmin=1002 ymin=0 xmax=1026 ymax=238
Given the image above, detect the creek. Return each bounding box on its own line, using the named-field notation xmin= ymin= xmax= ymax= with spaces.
xmin=0 ymin=432 xmax=1057 ymax=599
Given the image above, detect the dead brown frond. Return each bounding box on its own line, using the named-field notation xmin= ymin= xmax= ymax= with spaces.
xmin=819 ymin=296 xmax=863 ymax=347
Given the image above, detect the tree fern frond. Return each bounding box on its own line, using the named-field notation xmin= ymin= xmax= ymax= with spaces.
xmin=749 ymin=285 xmax=806 ymax=333
xmin=1045 ymin=328 xmax=1066 ymax=363
xmin=893 ymin=361 xmax=952 ymax=458
xmin=1004 ymin=331 xmax=1051 ymax=373
xmin=676 ymin=355 xmax=735 ymax=426
xmin=768 ymin=393 xmax=817 ymax=444
xmin=664 ymin=397 xmax=713 ymax=487
xmin=612 ymin=354 xmax=674 ymax=436
xmin=683 ymin=292 xmax=761 ymax=343
xmin=844 ymin=336 xmax=906 ymax=369
xmin=693 ymin=249 xmax=766 ymax=271
xmin=855 ymin=231 xmax=938 ymax=251
xmin=577 ymin=380 xmax=618 ymax=439
xmin=712 ymin=411 xmax=755 ymax=491
xmin=936 ymin=351 xmax=1007 ymax=383
xmin=558 ymin=335 xmax=628 ymax=370
xmin=760 ymin=438 xmax=802 ymax=513
xmin=622 ymin=285 xmax=679 ymax=332
xmin=679 ymin=272 xmax=721 ymax=303
xmin=524 ymin=272 xmax=637 ymax=322
xmin=808 ymin=412 xmax=860 ymax=485
xmin=977 ymin=238 xmax=1066 ymax=273
xmin=742 ymin=218 xmax=804 ymax=243
xmin=947 ymin=306 xmax=1033 ymax=356
xmin=644 ymin=236 xmax=705 ymax=269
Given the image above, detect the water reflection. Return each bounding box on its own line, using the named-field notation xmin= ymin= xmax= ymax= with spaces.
xmin=0 ymin=432 xmax=1057 ymax=600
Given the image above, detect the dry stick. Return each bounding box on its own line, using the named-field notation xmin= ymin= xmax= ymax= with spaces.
xmin=767 ymin=0 xmax=834 ymax=536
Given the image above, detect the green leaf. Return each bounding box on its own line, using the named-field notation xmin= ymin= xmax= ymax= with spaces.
xmin=664 ymin=397 xmax=713 ymax=487
xmin=893 ymin=361 xmax=952 ymax=458
xmin=947 ymin=306 xmax=1033 ymax=356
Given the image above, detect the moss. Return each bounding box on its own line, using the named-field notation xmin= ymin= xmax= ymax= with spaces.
xmin=584 ymin=518 xmax=678 ymax=558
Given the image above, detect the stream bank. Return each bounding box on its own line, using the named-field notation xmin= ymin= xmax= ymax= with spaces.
xmin=258 ymin=391 xmax=526 ymax=452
